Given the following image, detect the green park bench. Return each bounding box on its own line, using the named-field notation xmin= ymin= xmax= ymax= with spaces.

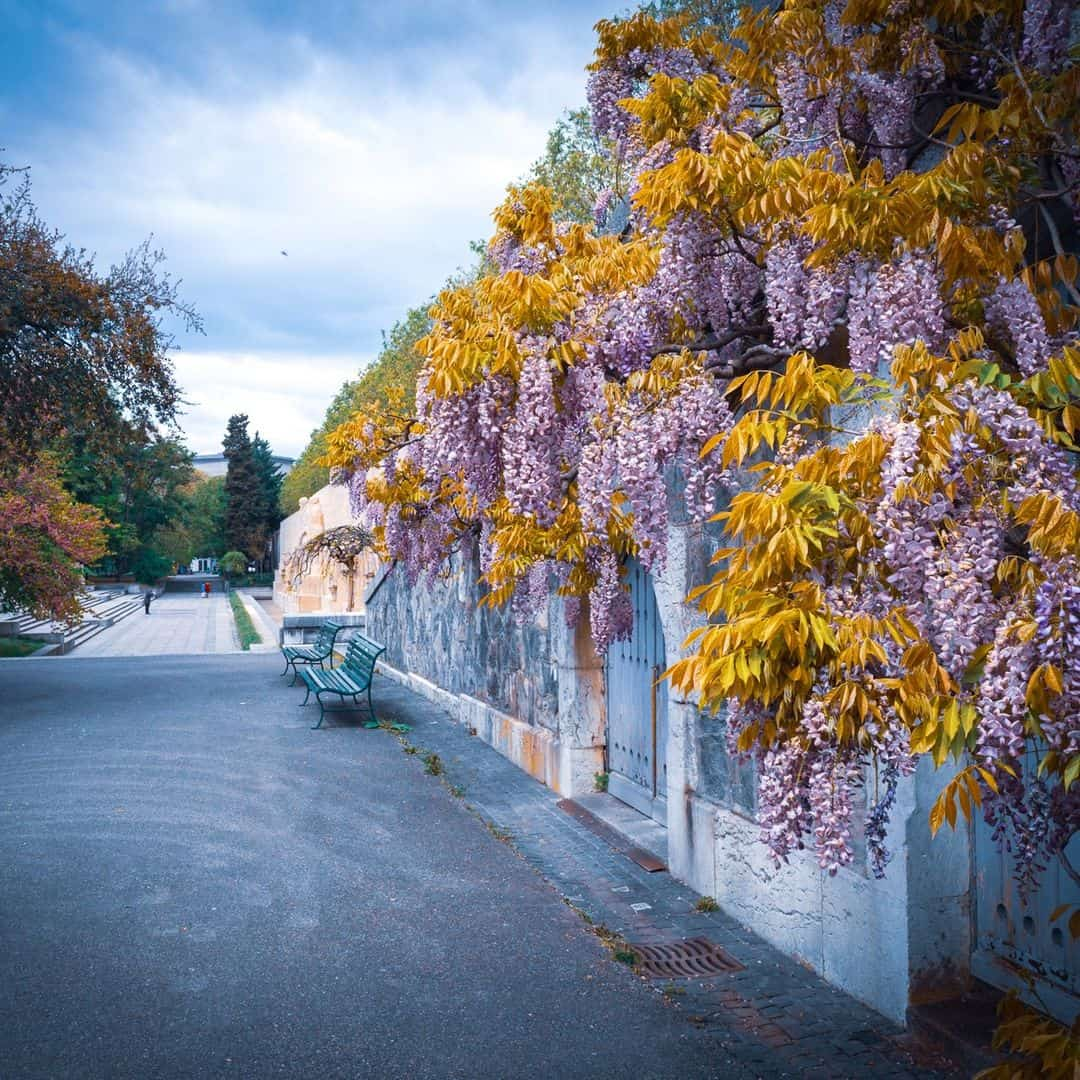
xmin=280 ymin=620 xmax=343 ymax=685
xmin=299 ymin=633 xmax=386 ymax=729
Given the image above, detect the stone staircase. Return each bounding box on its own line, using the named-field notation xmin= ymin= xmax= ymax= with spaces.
xmin=0 ymin=589 xmax=145 ymax=654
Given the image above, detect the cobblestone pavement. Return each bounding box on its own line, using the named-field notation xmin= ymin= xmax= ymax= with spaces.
xmin=71 ymin=593 xmax=240 ymax=656
xmin=368 ymin=671 xmax=966 ymax=1080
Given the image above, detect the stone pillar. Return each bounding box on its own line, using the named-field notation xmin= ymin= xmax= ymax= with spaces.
xmin=653 ymin=519 xmax=717 ymax=891
xmin=551 ymin=596 xmax=606 ymax=797
xmin=906 ymin=757 xmax=973 ymax=1004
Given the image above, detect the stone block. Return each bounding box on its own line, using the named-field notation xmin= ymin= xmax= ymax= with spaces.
xmin=821 ymin=857 xmax=909 ymax=1025
xmin=711 ymin=805 xmax=826 ymax=977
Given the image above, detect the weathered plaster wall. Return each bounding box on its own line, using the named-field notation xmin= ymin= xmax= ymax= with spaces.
xmin=906 ymin=757 xmax=973 ymax=1003
xmin=654 ymin=507 xmax=967 ymax=1026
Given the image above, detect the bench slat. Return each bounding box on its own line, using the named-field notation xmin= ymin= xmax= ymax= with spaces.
xmin=299 ymin=631 xmax=385 ymax=729
xmin=281 ymin=621 xmax=344 ymax=681
xmin=306 ymin=667 xmax=366 ymax=692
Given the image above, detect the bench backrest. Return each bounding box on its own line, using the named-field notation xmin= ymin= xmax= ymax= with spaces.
xmin=315 ymin=621 xmax=343 ymax=651
xmin=341 ymin=634 xmax=385 ymax=680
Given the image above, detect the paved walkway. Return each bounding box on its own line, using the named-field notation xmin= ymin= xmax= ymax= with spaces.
xmin=72 ymin=593 xmax=240 ymax=656
xmin=1 ymin=654 xmax=734 ymax=1080
xmin=0 ymin=653 xmax=965 ymax=1078
xmin=369 ymin=674 xmax=963 ymax=1080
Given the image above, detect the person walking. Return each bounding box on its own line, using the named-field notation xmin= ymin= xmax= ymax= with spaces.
xmin=143 ymin=589 xmax=154 ymax=615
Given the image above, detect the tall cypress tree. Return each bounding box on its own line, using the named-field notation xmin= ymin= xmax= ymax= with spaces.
xmin=252 ymin=432 xmax=284 ymax=532
xmin=222 ymin=414 xmax=267 ymax=560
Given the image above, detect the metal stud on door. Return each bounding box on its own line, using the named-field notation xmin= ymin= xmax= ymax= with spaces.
xmin=971 ymin=747 xmax=1079 ymax=1025
xmin=604 ymin=558 xmax=668 ymax=823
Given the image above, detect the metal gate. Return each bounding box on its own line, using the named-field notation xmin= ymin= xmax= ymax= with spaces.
xmin=971 ymin=758 xmax=1079 ymax=1024
xmin=604 ymin=558 xmax=668 ymax=823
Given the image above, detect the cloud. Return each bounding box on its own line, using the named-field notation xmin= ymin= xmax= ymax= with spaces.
xmin=6 ymin=1 xmax=614 ymax=455
xmin=170 ymin=349 xmax=371 ymax=458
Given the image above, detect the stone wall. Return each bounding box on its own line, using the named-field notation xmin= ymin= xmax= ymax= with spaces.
xmin=365 ymin=546 xmax=558 ymax=731
xmin=365 ymin=547 xmax=605 ymax=797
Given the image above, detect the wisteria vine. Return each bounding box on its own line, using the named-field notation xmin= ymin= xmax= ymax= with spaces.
xmin=324 ymin=0 xmax=1079 ymax=888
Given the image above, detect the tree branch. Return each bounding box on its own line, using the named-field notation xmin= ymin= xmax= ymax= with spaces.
xmin=651 ymin=323 xmax=772 ymax=357
xmin=705 ymin=345 xmax=790 ymax=378
xmin=914 ymin=87 xmax=1000 ymax=108
xmin=1036 ymin=202 xmax=1080 ymax=307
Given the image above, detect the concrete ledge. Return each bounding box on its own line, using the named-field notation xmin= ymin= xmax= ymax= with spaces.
xmin=236 ymin=592 xmax=279 ymax=653
xmin=404 ymin=671 xmax=460 ymax=718
xmin=282 ymin=612 xmax=367 ymax=627
xmin=376 ymin=661 xmax=564 ymax=792
xmin=280 ymin=612 xmax=366 ymax=647
xmin=569 ymin=792 xmax=669 ymax=864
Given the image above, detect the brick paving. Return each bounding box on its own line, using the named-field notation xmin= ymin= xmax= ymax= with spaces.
xmin=368 ymin=670 xmax=965 ymax=1080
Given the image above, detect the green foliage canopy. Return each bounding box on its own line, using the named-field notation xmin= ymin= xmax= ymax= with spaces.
xmin=219 ymin=550 xmax=248 ymax=577
xmin=281 ymin=304 xmax=431 ymax=513
xmin=523 ymin=107 xmax=621 ymax=226
xmin=223 ymin=414 xmax=269 ymax=560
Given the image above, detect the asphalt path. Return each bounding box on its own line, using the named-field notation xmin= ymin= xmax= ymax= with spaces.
xmin=0 ymin=654 xmax=728 ymax=1080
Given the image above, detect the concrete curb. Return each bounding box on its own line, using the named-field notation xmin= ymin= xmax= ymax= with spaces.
xmin=235 ymin=590 xmax=279 ymax=653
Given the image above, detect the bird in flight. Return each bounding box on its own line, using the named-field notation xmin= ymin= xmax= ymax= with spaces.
xmin=281 ymin=250 xmax=288 ymax=256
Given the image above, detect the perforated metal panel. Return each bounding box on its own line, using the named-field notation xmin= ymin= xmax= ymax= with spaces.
xmin=604 ymin=558 xmax=668 ymax=823
xmin=971 ymin=751 xmax=1079 ymax=1025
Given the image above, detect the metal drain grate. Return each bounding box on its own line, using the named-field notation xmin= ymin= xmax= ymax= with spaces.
xmin=629 ymin=938 xmax=744 ymax=979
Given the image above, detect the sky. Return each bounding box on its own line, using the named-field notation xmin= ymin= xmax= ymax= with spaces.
xmin=1 ymin=0 xmax=617 ymax=457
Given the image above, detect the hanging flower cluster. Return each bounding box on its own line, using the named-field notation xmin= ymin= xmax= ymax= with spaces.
xmin=325 ymin=180 xmax=735 ymax=652
xmin=324 ymin=2 xmax=1079 ymax=886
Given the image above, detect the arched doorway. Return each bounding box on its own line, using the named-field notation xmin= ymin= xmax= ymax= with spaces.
xmin=604 ymin=558 xmax=668 ymax=823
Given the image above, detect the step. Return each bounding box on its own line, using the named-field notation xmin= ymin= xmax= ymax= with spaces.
xmin=557 ymin=792 xmax=669 ymax=871
xmin=906 ymin=981 xmax=1003 ymax=1074
xmin=60 ymin=621 xmax=109 ymax=654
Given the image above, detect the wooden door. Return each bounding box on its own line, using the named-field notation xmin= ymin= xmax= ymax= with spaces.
xmin=604 ymin=558 xmax=668 ymax=823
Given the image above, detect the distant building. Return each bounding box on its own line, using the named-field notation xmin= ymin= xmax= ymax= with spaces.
xmin=192 ymin=452 xmax=295 ymax=478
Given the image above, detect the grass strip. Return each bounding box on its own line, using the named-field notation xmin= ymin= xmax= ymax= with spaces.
xmin=228 ymin=591 xmax=261 ymax=650
xmin=0 ymin=636 xmax=45 ymax=657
